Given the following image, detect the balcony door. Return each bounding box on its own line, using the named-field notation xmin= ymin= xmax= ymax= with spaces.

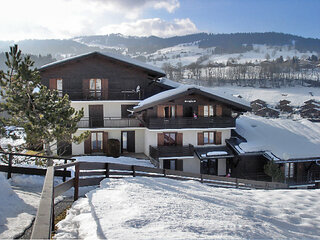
xmin=89 ymin=105 xmax=104 ymax=128
xmin=121 ymin=131 xmax=135 ymax=153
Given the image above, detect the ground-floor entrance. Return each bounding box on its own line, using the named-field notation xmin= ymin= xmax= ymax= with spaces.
xmin=201 ymin=158 xmax=227 ymax=176
xmin=121 ymin=131 xmax=135 ymax=153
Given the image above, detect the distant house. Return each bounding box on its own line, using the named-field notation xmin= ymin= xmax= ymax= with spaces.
xmin=255 ymin=107 xmax=280 ymax=118
xmin=276 ymin=100 xmax=293 ymax=113
xmin=300 ymin=99 xmax=320 ymax=120
xmin=250 ymin=99 xmax=268 ymax=113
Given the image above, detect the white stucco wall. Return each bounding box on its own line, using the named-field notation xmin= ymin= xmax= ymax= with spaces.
xmin=71 ymin=101 xmax=139 ymax=118
xmin=182 ymin=157 xmax=201 ymax=174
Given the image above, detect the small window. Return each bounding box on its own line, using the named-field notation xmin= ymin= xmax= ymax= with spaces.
xmin=164 ymin=106 xmax=175 ymax=118
xmin=203 ymin=131 xmax=214 ymax=144
xmin=91 ymin=132 xmax=103 ymax=151
xmin=204 ymin=105 xmax=214 ymax=117
xmin=164 ymin=132 xmax=176 ymax=146
xmin=89 ymin=79 xmax=102 ymax=98
xmin=56 ymin=79 xmax=63 ymax=97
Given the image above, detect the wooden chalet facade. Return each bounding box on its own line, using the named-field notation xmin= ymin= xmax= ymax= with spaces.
xmin=38 ymin=52 xmax=320 ymax=188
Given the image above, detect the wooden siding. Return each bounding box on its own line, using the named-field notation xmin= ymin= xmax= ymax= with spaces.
xmin=40 ymin=54 xmax=167 ymax=100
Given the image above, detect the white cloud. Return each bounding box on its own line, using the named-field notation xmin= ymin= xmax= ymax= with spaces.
xmin=99 ymin=18 xmax=199 ymax=37
xmin=0 ymin=0 xmax=184 ymax=40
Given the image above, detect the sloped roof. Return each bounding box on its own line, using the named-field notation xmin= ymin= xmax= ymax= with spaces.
xmin=134 ymin=84 xmax=251 ymax=112
xmin=38 ymin=51 xmax=166 ymax=76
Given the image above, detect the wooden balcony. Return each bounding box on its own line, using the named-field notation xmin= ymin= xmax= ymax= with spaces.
xmin=59 ymin=89 xmax=144 ymax=100
xmin=149 ymin=144 xmax=194 ymax=161
xmin=146 ymin=117 xmax=236 ymax=129
xmin=77 ymin=117 xmax=142 ymax=128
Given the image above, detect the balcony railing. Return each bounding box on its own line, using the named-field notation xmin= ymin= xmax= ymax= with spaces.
xmin=146 ymin=117 xmax=236 ymax=129
xmin=77 ymin=117 xmax=142 ymax=128
xmin=59 ymin=89 xmax=144 ymax=100
xmin=149 ymin=144 xmax=194 ymax=161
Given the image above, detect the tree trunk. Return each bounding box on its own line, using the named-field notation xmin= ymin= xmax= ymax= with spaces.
xmin=45 ymin=142 xmax=53 ymax=166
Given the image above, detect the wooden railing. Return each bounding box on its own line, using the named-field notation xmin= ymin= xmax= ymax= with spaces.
xmin=77 ymin=117 xmax=141 ymax=128
xmin=149 ymin=144 xmax=194 ymax=160
xmin=0 ymin=151 xmax=74 ymax=180
xmin=31 ymin=161 xmax=288 ymax=239
xmin=146 ymin=116 xmax=236 ymax=129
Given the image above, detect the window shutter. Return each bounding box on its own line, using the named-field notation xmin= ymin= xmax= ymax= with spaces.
xmin=176 ymin=133 xmax=183 ymax=146
xmin=84 ymin=133 xmax=92 ymax=154
xmin=216 ymin=105 xmax=223 ymax=116
xmin=157 ymin=133 xmax=164 ymax=146
xmin=215 ymin=132 xmax=222 ymax=145
xmin=102 ymin=79 xmax=108 ymax=100
xmin=157 ymin=105 xmax=165 ymax=118
xmin=198 ymin=105 xmax=204 ymax=117
xmin=49 ymin=78 xmax=57 ymax=90
xmin=103 ymin=132 xmax=108 ymax=154
xmin=82 ymin=79 xmax=90 ymax=99
xmin=197 ymin=132 xmax=204 ymax=145
xmin=176 ymin=160 xmax=183 ymax=171
xmin=176 ymin=105 xmax=183 ymax=117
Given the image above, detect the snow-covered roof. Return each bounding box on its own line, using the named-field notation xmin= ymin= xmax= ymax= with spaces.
xmin=235 ymin=115 xmax=320 ymax=159
xmin=157 ymin=77 xmax=181 ymax=88
xmin=134 ymin=84 xmax=251 ymax=112
xmin=39 ymin=51 xmax=166 ymax=76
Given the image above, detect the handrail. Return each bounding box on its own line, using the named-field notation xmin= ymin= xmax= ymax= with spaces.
xmin=31 ymin=166 xmax=55 ymax=239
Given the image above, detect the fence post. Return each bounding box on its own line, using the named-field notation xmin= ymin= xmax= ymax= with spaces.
xmin=105 ymin=163 xmax=109 ymax=178
xmin=132 ymin=165 xmax=136 ymax=177
xmin=163 ymin=169 xmax=166 ymax=177
xmin=200 ymin=174 xmax=203 ymax=183
xmin=63 ymin=159 xmax=67 ymax=182
xmin=236 ymin=178 xmax=239 ymax=188
xmin=74 ymin=163 xmax=79 ymax=201
xmin=7 ymin=153 xmax=13 ymax=179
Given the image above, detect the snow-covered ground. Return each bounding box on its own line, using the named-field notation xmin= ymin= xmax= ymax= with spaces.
xmin=209 ymin=85 xmax=320 ymax=107
xmin=236 ymin=115 xmax=320 ymax=159
xmin=55 ymin=177 xmax=320 ymax=239
xmin=0 ymin=155 xmax=153 ymax=239
xmin=146 ymin=43 xmax=317 ymax=67
xmin=0 ymin=173 xmax=42 ymax=239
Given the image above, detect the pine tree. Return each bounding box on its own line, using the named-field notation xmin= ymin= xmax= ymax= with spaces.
xmin=0 ymin=45 xmax=89 ymax=159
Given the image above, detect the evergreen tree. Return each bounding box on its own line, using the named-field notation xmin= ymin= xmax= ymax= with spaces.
xmin=0 ymin=45 xmax=89 ymax=159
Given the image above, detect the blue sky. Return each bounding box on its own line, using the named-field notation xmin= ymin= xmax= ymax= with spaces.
xmin=0 ymin=0 xmax=319 ymax=40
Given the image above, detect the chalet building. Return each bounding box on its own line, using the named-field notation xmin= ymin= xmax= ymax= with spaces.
xmin=276 ymin=100 xmax=293 ymax=113
xmin=39 ymin=51 xmax=252 ymax=177
xmin=38 ymin=51 xmax=320 ymax=187
xmin=250 ymin=99 xmax=267 ymax=113
xmin=300 ymin=99 xmax=320 ymax=121
xmin=255 ymin=107 xmax=280 ymax=118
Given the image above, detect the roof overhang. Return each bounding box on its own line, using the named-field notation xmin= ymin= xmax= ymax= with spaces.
xmin=134 ymin=87 xmax=251 ymax=113
xmin=195 ymin=146 xmax=235 ymax=160
xmin=39 ymin=51 xmax=166 ymax=77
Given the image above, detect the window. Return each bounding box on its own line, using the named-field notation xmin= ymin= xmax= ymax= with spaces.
xmin=164 ymin=132 xmax=176 ymax=146
xmin=204 ymin=105 xmax=214 ymax=117
xmin=204 ymin=131 xmax=214 ymax=144
xmin=164 ymin=106 xmax=175 ymax=118
xmin=57 ymin=79 xmax=63 ymax=97
xmin=285 ymin=163 xmax=294 ymax=178
xmin=203 ymin=131 xmax=222 ymax=145
xmin=89 ymin=79 xmax=102 ymax=98
xmin=91 ymin=132 xmax=103 ymax=151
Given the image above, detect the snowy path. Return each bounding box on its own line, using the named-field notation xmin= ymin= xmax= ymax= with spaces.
xmin=55 ymin=177 xmax=320 ymax=240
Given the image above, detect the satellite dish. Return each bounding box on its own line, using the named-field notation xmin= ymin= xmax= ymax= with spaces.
xmin=136 ymin=85 xmax=140 ymax=93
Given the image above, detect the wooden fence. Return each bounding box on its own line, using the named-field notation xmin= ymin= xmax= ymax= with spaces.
xmin=0 ymin=151 xmax=74 ymax=181
xmin=31 ymin=161 xmax=288 ymax=239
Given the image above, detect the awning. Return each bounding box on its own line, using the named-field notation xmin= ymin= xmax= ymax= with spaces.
xmin=195 ymin=146 xmax=234 ymax=160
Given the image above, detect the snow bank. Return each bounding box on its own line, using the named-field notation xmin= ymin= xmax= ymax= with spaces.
xmin=236 ymin=115 xmax=320 ymax=159
xmin=0 ymin=173 xmax=38 ymax=239
xmin=75 ymin=156 xmax=154 ymax=168
xmin=55 ymin=177 xmax=320 ymax=239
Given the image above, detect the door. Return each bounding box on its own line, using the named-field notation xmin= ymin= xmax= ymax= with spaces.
xmin=89 ymin=105 xmax=104 ymax=128
xmin=122 ymin=131 xmax=135 ymax=152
